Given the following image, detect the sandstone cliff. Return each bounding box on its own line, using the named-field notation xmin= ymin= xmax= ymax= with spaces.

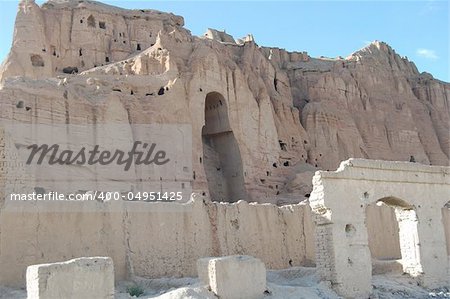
xmin=0 ymin=0 xmax=448 ymax=204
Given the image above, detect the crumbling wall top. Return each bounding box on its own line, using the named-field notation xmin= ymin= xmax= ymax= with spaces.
xmin=314 ymin=158 xmax=450 ymax=184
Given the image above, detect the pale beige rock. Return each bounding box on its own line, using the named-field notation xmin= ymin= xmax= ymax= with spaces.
xmin=26 ymin=257 xmax=114 ymax=299
xmin=0 ymin=1 xmax=448 ymax=205
xmin=0 ymin=0 xmax=184 ymax=81
xmin=203 ymin=29 xmax=236 ymax=44
xmin=0 ymin=0 xmax=449 ymax=292
xmin=206 ymin=255 xmax=266 ymax=299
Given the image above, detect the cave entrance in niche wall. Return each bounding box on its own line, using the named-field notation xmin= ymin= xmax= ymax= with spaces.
xmin=369 ymin=197 xmax=422 ymax=277
xmin=201 ymin=92 xmax=246 ymax=202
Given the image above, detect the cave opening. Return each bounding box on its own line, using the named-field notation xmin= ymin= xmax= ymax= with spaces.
xmin=202 ymin=92 xmax=246 ymax=202
xmin=87 ymin=15 xmax=96 ymax=27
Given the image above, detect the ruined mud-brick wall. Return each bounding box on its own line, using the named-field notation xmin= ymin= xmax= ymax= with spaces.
xmin=0 ymin=181 xmax=448 ymax=288
xmin=0 ymin=198 xmax=315 ymax=287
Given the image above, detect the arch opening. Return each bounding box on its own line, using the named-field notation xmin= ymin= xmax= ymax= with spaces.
xmin=367 ymin=196 xmax=421 ymax=277
xmin=202 ymin=92 xmax=246 ymax=202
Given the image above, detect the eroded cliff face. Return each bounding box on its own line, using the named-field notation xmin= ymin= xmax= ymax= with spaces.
xmin=0 ymin=0 xmax=449 ymax=204
xmin=0 ymin=0 xmax=184 ymax=80
xmin=273 ymin=42 xmax=450 ymax=171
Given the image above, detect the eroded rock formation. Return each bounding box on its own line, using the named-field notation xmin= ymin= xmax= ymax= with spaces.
xmin=0 ymin=0 xmax=449 ymax=205
xmin=0 ymin=1 xmax=449 ymax=289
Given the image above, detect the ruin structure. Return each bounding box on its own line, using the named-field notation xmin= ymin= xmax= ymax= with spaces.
xmin=0 ymin=0 xmax=448 ymax=294
xmin=310 ymin=159 xmax=450 ymax=297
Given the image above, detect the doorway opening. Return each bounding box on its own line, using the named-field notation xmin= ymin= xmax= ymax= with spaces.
xmin=366 ymin=201 xmax=402 ymax=274
xmin=368 ymin=197 xmax=421 ymax=276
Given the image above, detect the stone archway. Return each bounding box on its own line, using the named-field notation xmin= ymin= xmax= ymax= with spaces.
xmin=309 ymin=159 xmax=450 ymax=298
xmin=201 ymin=92 xmax=246 ymax=202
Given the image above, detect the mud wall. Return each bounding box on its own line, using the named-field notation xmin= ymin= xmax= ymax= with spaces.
xmin=0 ymin=198 xmax=315 ymax=287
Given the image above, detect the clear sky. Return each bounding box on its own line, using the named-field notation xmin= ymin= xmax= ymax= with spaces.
xmin=0 ymin=0 xmax=448 ymax=82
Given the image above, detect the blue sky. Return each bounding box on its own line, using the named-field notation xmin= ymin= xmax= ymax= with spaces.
xmin=0 ymin=0 xmax=448 ymax=82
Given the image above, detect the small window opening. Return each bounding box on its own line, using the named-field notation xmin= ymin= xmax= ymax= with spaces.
xmin=87 ymin=15 xmax=95 ymax=27
xmin=30 ymin=54 xmax=44 ymax=67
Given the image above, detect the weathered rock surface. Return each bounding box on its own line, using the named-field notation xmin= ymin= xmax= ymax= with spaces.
xmin=0 ymin=1 xmax=449 ymax=289
xmin=26 ymin=257 xmax=114 ymax=299
xmin=198 ymin=255 xmax=267 ymax=299
xmin=1 ymin=0 xmax=449 ymax=204
xmin=1 ymin=0 xmax=448 ymax=204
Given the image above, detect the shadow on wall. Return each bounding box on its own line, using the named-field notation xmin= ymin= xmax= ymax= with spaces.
xmin=201 ymin=92 xmax=246 ymax=202
xmin=366 ymin=203 xmax=402 ymax=262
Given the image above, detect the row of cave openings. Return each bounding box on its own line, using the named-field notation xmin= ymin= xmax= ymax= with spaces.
xmin=30 ymin=14 xmax=151 ymax=73
xmin=199 ymin=91 xmax=317 ymax=201
xmin=279 ymin=138 xmax=308 ymax=151
xmin=278 ymin=139 xmax=323 ymax=168
xmin=199 ymin=91 xmax=318 ymax=201
xmin=80 ymin=15 xmax=107 ymax=30
xmin=79 ymin=14 xmax=151 ymax=49
xmin=111 ymin=86 xmax=168 ymax=97
xmin=14 ymin=84 xmax=169 ymax=115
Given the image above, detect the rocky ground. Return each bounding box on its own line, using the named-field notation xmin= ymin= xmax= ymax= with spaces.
xmin=2 ymin=267 xmax=449 ymax=299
